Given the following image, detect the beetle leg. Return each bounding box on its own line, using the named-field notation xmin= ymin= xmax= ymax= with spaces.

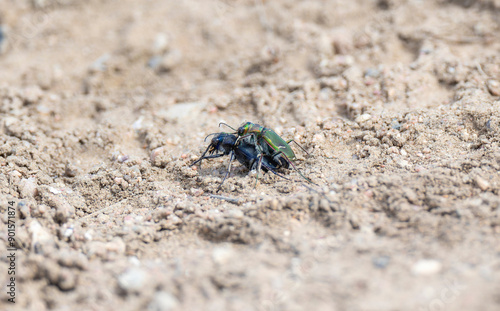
xmin=254 ymin=153 xmax=264 ymax=188
xmin=217 ymin=151 xmax=236 ymax=192
xmin=190 ymin=145 xmax=218 ymax=167
xmin=235 ymin=133 xmax=256 ymax=147
xmin=262 ymin=162 xmax=291 ymax=181
xmin=190 ymin=153 xmax=226 ymax=167
xmin=270 ymin=150 xmax=315 ymax=184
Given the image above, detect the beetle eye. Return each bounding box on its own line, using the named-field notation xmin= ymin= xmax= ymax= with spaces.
xmin=238 ymin=128 xmax=245 ymax=135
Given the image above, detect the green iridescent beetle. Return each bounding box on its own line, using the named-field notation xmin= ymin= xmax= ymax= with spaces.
xmin=219 ymin=121 xmax=313 ymax=184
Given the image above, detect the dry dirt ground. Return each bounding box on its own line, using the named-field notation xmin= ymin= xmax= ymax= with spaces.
xmin=1 ymin=0 xmax=500 ymax=310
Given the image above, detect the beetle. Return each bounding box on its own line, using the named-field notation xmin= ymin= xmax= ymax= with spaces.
xmin=190 ymin=132 xmax=289 ymax=191
xmin=219 ymin=122 xmax=313 ymax=183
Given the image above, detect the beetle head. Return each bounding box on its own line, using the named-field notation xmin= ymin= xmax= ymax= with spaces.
xmin=237 ymin=122 xmax=251 ymax=136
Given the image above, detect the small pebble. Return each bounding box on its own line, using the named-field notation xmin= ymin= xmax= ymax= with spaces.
xmin=29 ymin=220 xmax=56 ymax=253
xmin=411 ymin=259 xmax=442 ymax=276
xmin=355 ymin=113 xmax=372 ymax=123
xmin=486 ymin=79 xmax=500 ymax=96
xmin=151 ymin=49 xmax=182 ymax=73
xmin=190 ymin=188 xmax=203 ymax=196
xmin=372 ymin=255 xmax=391 ymax=269
xmin=18 ymin=201 xmax=30 ymax=219
xmin=387 ymin=147 xmax=399 ymax=154
xmin=153 ymin=33 xmax=170 ymax=54
xmin=212 ymin=246 xmax=235 ymax=265
xmin=364 ymin=68 xmax=381 ymax=78
xmin=57 ymin=268 xmax=77 ymax=291
xmin=65 ymin=162 xmax=78 ymax=177
xmin=89 ymin=53 xmax=110 ymax=72
xmin=148 ymin=291 xmax=179 ymax=311
xmin=84 ymin=231 xmax=93 ymax=241
xmin=312 ymin=133 xmax=325 ymax=143
xmin=53 ymin=198 xmax=75 ymax=223
xmin=475 ymin=176 xmax=490 ymax=191
xmin=117 ymin=155 xmax=129 ymax=163
xmin=48 ymin=187 xmax=61 ymax=195
xmin=150 ymin=146 xmax=171 ymax=167
xmin=0 ymin=25 xmax=5 ymax=53
xmin=63 ymin=227 xmax=74 ymax=239
xmin=19 ymin=178 xmax=38 ymax=198
xmin=37 ymin=204 xmax=50 ymax=215
xmin=118 ymin=267 xmax=148 ymax=294
xmin=397 ymin=159 xmax=409 ymax=168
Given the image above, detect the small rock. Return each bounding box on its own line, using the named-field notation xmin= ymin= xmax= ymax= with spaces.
xmin=153 ymin=207 xmax=173 ymax=221
xmin=159 ymin=214 xmax=183 ymax=230
xmin=29 ymin=220 xmax=56 ymax=254
xmin=486 ymin=79 xmax=500 ymax=96
xmin=65 ymin=162 xmax=78 ymax=177
xmin=151 ymin=49 xmax=182 ymax=73
xmin=36 ymin=204 xmax=50 ymax=216
xmin=391 ymin=121 xmax=401 ymax=130
xmin=312 ymin=133 xmax=325 ymax=143
xmin=152 ymin=33 xmax=170 ymax=54
xmin=118 ymin=267 xmax=148 ymax=294
xmin=355 ymin=113 xmax=371 ymax=123
xmin=387 ymin=146 xmax=399 ymax=154
xmin=53 ymin=198 xmax=75 ymax=223
xmin=330 ymin=28 xmax=353 ymax=55
xmin=212 ymin=246 xmax=235 ymax=265
xmin=132 ymin=116 xmax=144 ymax=131
xmin=19 ymin=177 xmax=38 ymax=198
xmin=364 ymin=68 xmax=381 ymax=78
xmin=396 ymin=159 xmax=409 ymax=168
xmin=411 ymin=259 xmax=442 ymax=276
xmin=48 ymin=187 xmax=61 ymax=195
xmin=56 ymin=267 xmax=77 ymax=291
xmin=175 ymin=201 xmax=195 ymax=213
xmin=89 ymin=53 xmax=110 ymax=73
xmin=0 ymin=25 xmax=5 ymax=54
xmin=349 ymin=213 xmax=360 ymax=229
xmin=372 ymin=255 xmax=391 ymax=269
xmin=148 ymin=55 xmax=163 ymax=69
xmin=117 ymin=154 xmax=129 ymax=163
xmin=18 ymin=201 xmax=30 ymax=219
xmin=62 ymin=226 xmax=74 ymax=239
xmin=269 ymin=198 xmax=280 ymax=210
xmin=228 ymin=209 xmax=244 ymax=219
xmin=150 ymin=146 xmax=171 ymax=168
xmin=106 ymin=237 xmax=126 ymax=255
xmin=148 ymin=291 xmax=179 ymax=311
xmin=475 ymin=176 xmax=490 ymax=191
xmin=190 ymin=188 xmax=203 ymax=197
xmin=9 ymin=170 xmax=22 ymax=183
xmin=114 ymin=177 xmax=129 ymax=189
xmin=169 ymin=215 xmax=182 ymax=226
xmin=84 ymin=231 xmax=93 ymax=241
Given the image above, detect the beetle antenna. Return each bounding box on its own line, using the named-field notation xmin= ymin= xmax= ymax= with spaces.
xmin=219 ymin=122 xmax=237 ymax=132
xmin=287 ymin=140 xmax=310 ymax=156
xmin=204 ymin=132 xmax=220 ymax=142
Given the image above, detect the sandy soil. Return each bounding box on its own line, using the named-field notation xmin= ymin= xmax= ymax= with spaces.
xmin=1 ymin=0 xmax=500 ymax=310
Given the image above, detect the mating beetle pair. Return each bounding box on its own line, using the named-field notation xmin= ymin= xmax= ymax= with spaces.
xmin=191 ymin=122 xmax=312 ymax=191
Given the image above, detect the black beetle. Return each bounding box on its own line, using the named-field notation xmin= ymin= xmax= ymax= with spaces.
xmin=190 ymin=132 xmax=289 ymax=191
